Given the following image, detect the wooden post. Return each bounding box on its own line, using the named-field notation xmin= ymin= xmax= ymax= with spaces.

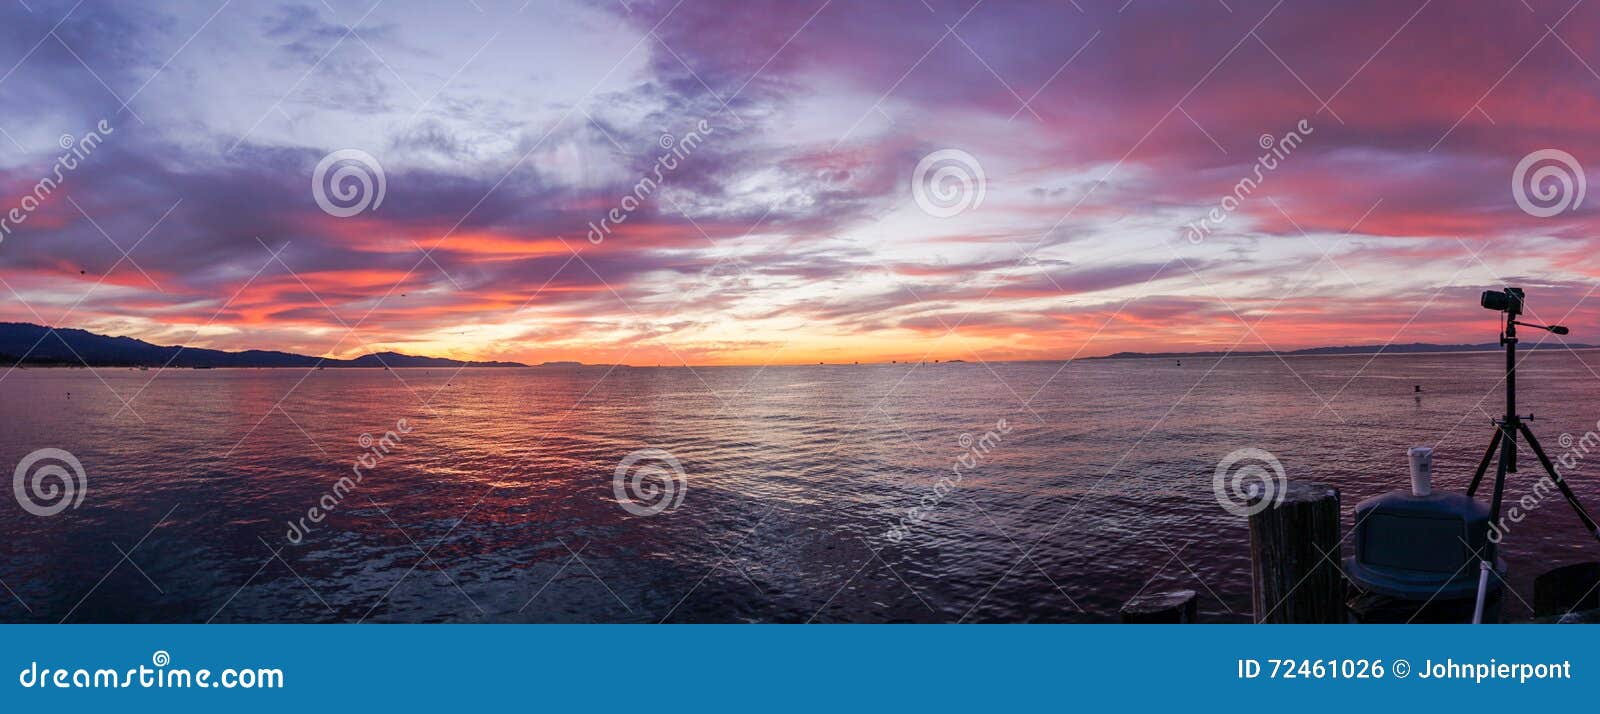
xmin=1120 ymin=590 xmax=1198 ymax=623
xmin=1249 ymin=481 xmax=1343 ymax=623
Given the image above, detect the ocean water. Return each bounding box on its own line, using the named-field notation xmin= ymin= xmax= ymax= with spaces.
xmin=4 ymin=349 xmax=1600 ymax=623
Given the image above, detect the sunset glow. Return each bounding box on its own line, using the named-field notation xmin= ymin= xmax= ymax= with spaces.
xmin=2 ymin=0 xmax=1598 ymax=365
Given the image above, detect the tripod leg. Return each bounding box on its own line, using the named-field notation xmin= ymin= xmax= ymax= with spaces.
xmin=1467 ymin=428 xmax=1503 ymax=497
xmin=1474 ymin=427 xmax=1514 ymax=624
xmin=1518 ymin=423 xmax=1600 ymax=540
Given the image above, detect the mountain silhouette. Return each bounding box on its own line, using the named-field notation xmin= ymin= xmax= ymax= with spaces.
xmin=0 ymin=323 xmax=527 ymax=368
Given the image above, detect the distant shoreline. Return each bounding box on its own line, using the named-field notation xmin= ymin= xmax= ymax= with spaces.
xmin=5 ymin=320 xmax=1597 ymax=369
xmin=10 ymin=348 xmax=1600 ymax=371
xmin=1088 ymin=343 xmax=1598 ymax=361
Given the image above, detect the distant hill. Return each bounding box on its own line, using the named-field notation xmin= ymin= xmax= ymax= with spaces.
xmin=1093 ymin=342 xmax=1596 ymax=360
xmin=0 ymin=323 xmax=527 ymax=368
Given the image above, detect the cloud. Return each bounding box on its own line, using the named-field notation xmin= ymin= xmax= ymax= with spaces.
xmin=0 ymin=0 xmax=1595 ymax=363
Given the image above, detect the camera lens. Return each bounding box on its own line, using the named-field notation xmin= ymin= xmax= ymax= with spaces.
xmin=1481 ymin=290 xmax=1509 ymax=311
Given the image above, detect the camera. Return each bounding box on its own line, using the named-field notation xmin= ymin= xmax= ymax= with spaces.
xmin=1480 ymin=287 xmax=1524 ymax=316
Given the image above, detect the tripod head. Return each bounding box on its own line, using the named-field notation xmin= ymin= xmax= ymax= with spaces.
xmin=1481 ymin=287 xmax=1568 ymax=342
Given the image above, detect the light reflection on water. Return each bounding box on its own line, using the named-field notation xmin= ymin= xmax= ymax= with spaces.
xmin=3 ymin=350 xmax=1600 ymax=623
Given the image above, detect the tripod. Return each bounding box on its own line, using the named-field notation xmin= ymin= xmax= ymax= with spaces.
xmin=1465 ymin=295 xmax=1600 ymax=623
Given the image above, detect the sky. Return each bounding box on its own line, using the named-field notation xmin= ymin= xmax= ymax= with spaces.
xmin=0 ymin=0 xmax=1597 ymax=366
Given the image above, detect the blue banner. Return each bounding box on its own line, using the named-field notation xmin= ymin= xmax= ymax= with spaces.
xmin=2 ymin=625 xmax=1591 ymax=711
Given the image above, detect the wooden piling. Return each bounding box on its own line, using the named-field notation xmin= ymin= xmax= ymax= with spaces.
xmin=1249 ymin=481 xmax=1343 ymax=624
xmin=1120 ymin=590 xmax=1198 ymax=623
